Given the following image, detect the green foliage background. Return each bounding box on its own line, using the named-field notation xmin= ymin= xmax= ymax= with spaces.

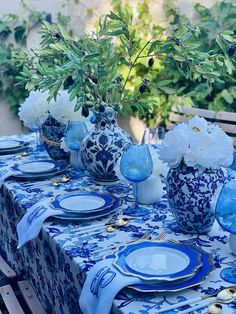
xmin=1 ymin=0 xmax=236 ymax=126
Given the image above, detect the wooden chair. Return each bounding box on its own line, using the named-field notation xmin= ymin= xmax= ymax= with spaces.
xmin=167 ymin=104 xmax=236 ymax=147
xmin=0 ymin=256 xmax=46 ymax=314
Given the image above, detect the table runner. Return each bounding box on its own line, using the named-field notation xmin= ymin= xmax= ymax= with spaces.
xmin=0 ymin=134 xmax=235 ymax=314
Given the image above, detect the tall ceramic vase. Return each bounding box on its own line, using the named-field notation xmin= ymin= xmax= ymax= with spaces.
xmin=80 ymin=107 xmax=132 ymax=184
xmin=166 ymin=162 xmax=225 ymax=234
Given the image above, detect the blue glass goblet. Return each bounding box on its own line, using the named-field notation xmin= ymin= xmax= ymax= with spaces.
xmin=120 ymin=144 xmax=153 ymax=216
xmin=227 ymin=151 xmax=236 ymax=180
xmin=215 ymin=180 xmax=236 ymax=283
xmin=65 ymin=121 xmax=88 ymax=150
xmin=65 ymin=121 xmax=88 ymax=170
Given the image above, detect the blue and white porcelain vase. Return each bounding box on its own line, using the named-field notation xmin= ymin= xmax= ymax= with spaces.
xmin=166 ymin=162 xmax=225 ymax=234
xmin=41 ymin=116 xmax=70 ymax=160
xmin=80 ymin=107 xmax=132 ymax=184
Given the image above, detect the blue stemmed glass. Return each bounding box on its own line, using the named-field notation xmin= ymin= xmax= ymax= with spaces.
xmin=120 ymin=144 xmax=153 ymax=216
xmin=227 ymin=151 xmax=236 ymax=180
xmin=65 ymin=121 xmax=88 ymax=150
xmin=65 ymin=121 xmax=88 ymax=170
xmin=215 ymin=180 xmax=236 ymax=283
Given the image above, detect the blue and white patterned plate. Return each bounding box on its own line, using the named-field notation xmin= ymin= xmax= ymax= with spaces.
xmin=13 ymin=160 xmax=61 ymax=174
xmin=0 ymin=140 xmax=30 ymax=155
xmin=51 ymin=192 xmax=115 ymax=214
xmin=12 ymin=163 xmax=69 ymax=181
xmin=113 ymin=240 xmax=202 ymax=282
xmin=53 ymin=197 xmax=120 ymax=221
xmin=0 ymin=140 xmax=22 ymax=150
xmin=128 ymin=244 xmax=214 ymax=292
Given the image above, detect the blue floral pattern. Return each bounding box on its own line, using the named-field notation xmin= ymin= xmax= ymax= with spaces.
xmin=80 ymin=108 xmax=132 ymax=183
xmin=0 ymin=134 xmax=235 ymax=313
xmin=41 ymin=116 xmax=70 ymax=160
xmin=167 ymin=162 xmax=225 ymax=234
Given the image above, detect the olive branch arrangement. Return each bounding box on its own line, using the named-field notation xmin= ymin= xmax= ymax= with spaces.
xmin=19 ymin=4 xmax=221 ymax=117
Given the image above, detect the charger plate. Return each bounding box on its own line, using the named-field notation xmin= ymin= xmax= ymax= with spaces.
xmin=51 ymin=191 xmax=115 ymax=214
xmin=53 ymin=197 xmax=120 ymax=221
xmin=128 ymin=245 xmax=214 ymax=292
xmin=113 ymin=240 xmax=202 ymax=282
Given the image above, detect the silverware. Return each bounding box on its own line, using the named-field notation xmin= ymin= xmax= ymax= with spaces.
xmin=158 ymin=286 xmax=236 ymax=314
xmin=99 ymin=230 xmax=166 ymax=258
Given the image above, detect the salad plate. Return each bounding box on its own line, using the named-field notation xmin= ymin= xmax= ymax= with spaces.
xmin=51 ymin=192 xmax=115 ymax=214
xmin=13 ymin=160 xmax=60 ymax=174
xmin=113 ymin=241 xmax=202 ymax=281
xmin=128 ymin=245 xmax=214 ymax=292
xmin=0 ymin=140 xmax=22 ymax=150
xmin=0 ymin=141 xmax=30 ymax=155
xmin=12 ymin=163 xmax=69 ymax=181
xmin=53 ymin=197 xmax=120 ymax=221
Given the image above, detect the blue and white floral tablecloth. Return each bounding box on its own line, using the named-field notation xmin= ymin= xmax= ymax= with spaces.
xmin=0 ymin=134 xmax=236 ymax=314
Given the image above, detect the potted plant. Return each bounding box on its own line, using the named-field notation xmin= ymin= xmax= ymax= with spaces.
xmin=159 ymin=116 xmax=234 ymax=234
xmin=19 ymin=5 xmax=221 ymax=183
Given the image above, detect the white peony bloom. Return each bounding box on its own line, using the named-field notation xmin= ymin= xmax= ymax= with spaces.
xmin=49 ymin=90 xmax=77 ymax=125
xmin=18 ymin=90 xmax=50 ymax=130
xmin=159 ymin=115 xmax=234 ymax=170
xmin=49 ymin=90 xmax=92 ymax=128
xmin=158 ymin=123 xmax=190 ymax=167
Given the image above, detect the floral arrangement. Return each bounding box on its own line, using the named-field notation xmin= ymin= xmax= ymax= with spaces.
xmin=18 ymin=90 xmax=50 ymax=130
xmin=159 ymin=116 xmax=234 ymax=170
xmin=18 ymin=90 xmax=88 ymax=129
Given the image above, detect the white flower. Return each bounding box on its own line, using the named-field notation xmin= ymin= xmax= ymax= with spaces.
xmin=49 ymin=90 xmax=87 ymax=125
xmin=18 ymin=91 xmax=50 ymax=130
xmin=158 ymin=123 xmax=190 ymax=167
xmin=159 ymin=115 xmax=234 ymax=170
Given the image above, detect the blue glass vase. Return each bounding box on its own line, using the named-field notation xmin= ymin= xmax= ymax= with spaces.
xmin=167 ymin=162 xmax=225 ymax=234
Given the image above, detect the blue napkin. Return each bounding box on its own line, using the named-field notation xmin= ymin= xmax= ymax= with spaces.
xmin=17 ymin=201 xmax=63 ymax=248
xmin=79 ymin=258 xmax=142 ymax=314
xmin=0 ymin=167 xmax=19 ymax=188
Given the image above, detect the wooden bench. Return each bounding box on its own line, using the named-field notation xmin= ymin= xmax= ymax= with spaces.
xmin=167 ymin=105 xmax=236 ymax=147
xmin=0 ymin=256 xmax=46 ymax=314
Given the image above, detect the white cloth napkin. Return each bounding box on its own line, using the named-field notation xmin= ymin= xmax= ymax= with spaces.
xmin=79 ymin=258 xmax=143 ymax=314
xmin=17 ymin=201 xmax=63 ymax=248
xmin=0 ymin=167 xmax=19 ymax=188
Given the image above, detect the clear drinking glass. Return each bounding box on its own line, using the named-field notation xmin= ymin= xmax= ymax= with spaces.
xmin=141 ymin=127 xmax=165 ymax=145
xmin=120 ymin=144 xmax=153 ymax=216
xmin=215 ymin=180 xmax=236 ymax=283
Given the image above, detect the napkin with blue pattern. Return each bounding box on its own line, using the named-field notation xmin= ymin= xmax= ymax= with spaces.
xmin=79 ymin=258 xmax=142 ymax=314
xmin=17 ymin=201 xmax=63 ymax=248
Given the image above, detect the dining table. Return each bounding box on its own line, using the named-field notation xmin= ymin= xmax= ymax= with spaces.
xmin=0 ymin=133 xmax=236 ymax=314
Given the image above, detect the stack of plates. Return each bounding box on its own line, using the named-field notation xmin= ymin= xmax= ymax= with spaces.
xmin=12 ymin=160 xmax=68 ymax=180
xmin=111 ymin=240 xmax=214 ymax=292
xmin=51 ymin=191 xmax=120 ymax=221
xmin=0 ymin=140 xmax=29 ymax=155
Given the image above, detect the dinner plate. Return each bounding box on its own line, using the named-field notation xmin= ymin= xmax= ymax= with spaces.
xmin=128 ymin=245 xmax=214 ymax=292
xmin=51 ymin=192 xmax=115 ymax=214
xmin=14 ymin=160 xmax=60 ymax=174
xmin=12 ymin=163 xmax=69 ymax=181
xmin=113 ymin=241 xmax=202 ymax=281
xmin=53 ymin=197 xmax=120 ymax=221
xmin=0 ymin=140 xmax=22 ymax=150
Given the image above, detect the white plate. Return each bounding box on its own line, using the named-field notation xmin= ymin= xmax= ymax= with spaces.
xmin=61 ymin=195 xmax=105 ymax=211
xmin=0 ymin=140 xmax=21 ymax=150
xmin=18 ymin=161 xmax=56 ymax=174
xmin=126 ymin=246 xmax=190 ymax=276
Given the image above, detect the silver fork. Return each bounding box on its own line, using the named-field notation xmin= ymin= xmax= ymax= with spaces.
xmin=0 ymin=169 xmax=8 ymax=177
